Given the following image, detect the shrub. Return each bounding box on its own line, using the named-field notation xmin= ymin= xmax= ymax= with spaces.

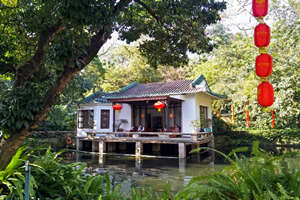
xmin=175 ymin=142 xmax=300 ymax=199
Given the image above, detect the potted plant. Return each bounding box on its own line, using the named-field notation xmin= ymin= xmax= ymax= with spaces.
xmin=191 ymin=120 xmax=201 ymax=133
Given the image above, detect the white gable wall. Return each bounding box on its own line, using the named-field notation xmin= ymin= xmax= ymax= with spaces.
xmin=172 ymin=92 xmax=213 ymax=133
xmin=77 ymin=103 xmax=113 ymax=137
xmin=115 ymin=103 xmax=132 ymax=131
xmin=181 ymin=94 xmax=197 ymax=133
xmin=195 ymin=93 xmax=213 ymax=129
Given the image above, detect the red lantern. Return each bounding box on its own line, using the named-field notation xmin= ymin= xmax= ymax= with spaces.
xmin=255 ymin=53 xmax=272 ymax=77
xmin=271 ymin=110 xmax=275 ymax=128
xmin=154 ymin=101 xmax=165 ymax=112
xmin=254 ymin=23 xmax=270 ymax=47
xmin=257 ymin=81 xmax=274 ymax=107
xmin=113 ymin=104 xmax=122 ymax=112
xmin=252 ymin=0 xmax=268 ymax=18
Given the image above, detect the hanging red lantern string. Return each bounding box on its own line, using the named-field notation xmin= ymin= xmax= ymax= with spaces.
xmin=113 ymin=104 xmax=123 ymax=112
xmin=154 ymin=101 xmax=165 ymax=112
xmin=252 ymin=0 xmax=274 ymax=108
xmin=271 ymin=109 xmax=275 ymax=128
xmin=252 ymin=0 xmax=268 ymax=18
xmin=256 ymin=53 xmax=273 ymax=77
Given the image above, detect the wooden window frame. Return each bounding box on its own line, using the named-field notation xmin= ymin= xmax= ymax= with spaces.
xmin=78 ymin=109 xmax=94 ymax=129
xmin=200 ymin=106 xmax=208 ymax=129
xmin=100 ymin=109 xmax=110 ymax=129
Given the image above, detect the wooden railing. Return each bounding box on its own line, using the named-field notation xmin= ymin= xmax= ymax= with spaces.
xmin=78 ymin=131 xmax=213 ymax=141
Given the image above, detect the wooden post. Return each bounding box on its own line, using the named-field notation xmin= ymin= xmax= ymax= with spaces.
xmin=178 ymin=143 xmax=186 ymax=159
xmin=99 ymin=141 xmax=106 ymax=156
xmin=136 ymin=142 xmax=143 ymax=157
xmin=76 ymin=138 xmax=81 ymax=151
xmin=92 ymin=140 xmax=97 ymax=152
xmin=165 ymin=100 xmax=169 ymax=130
xmin=113 ymin=108 xmax=115 ymax=132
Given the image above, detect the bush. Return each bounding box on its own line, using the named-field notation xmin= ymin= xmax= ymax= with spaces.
xmin=0 ymin=146 xmax=173 ymax=200
xmin=175 ymin=142 xmax=300 ymax=199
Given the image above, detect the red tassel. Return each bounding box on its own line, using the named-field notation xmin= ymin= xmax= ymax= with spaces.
xmin=246 ymin=110 xmax=250 ymax=127
xmin=271 ymin=110 xmax=275 ymax=128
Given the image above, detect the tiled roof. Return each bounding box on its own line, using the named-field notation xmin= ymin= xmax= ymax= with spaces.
xmin=82 ymin=75 xmax=226 ymax=103
xmin=109 ymin=80 xmax=203 ymax=99
xmin=81 ymin=91 xmax=111 ymax=104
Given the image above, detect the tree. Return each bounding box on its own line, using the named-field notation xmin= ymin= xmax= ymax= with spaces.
xmin=0 ymin=0 xmax=226 ymax=170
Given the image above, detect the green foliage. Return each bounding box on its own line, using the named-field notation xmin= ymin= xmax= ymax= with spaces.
xmin=0 ymin=147 xmax=112 ymax=199
xmin=212 ymin=115 xmax=232 ymax=135
xmin=0 ymin=146 xmax=176 ymax=200
xmin=176 ymin=142 xmax=300 ymax=199
xmin=191 ymin=17 xmax=300 ymax=129
xmin=0 ymin=82 xmax=46 ymax=134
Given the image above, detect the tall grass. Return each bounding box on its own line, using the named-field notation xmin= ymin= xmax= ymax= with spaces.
xmin=175 ymin=141 xmax=300 ymax=200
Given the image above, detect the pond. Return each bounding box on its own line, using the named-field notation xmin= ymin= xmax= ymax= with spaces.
xmin=65 ymin=151 xmax=225 ymax=193
xmin=64 ymin=145 xmax=300 ymax=193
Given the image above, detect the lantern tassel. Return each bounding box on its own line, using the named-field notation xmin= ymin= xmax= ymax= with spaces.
xmin=271 ymin=110 xmax=275 ymax=128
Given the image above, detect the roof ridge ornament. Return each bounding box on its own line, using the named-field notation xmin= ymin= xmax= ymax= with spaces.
xmin=119 ymin=81 xmax=137 ymax=92
xmin=191 ymin=74 xmax=205 ymax=88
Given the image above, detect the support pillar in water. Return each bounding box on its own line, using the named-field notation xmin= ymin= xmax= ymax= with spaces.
xmin=178 ymin=143 xmax=186 ymax=159
xmin=99 ymin=141 xmax=106 ymax=156
xmin=136 ymin=142 xmax=143 ymax=157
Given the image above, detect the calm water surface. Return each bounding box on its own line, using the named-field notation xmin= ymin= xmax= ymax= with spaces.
xmin=65 ymin=145 xmax=300 ymax=193
xmin=66 ymin=152 xmax=225 ymax=193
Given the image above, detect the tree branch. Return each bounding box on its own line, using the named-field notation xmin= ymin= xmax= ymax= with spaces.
xmin=14 ymin=23 xmax=66 ymax=87
xmin=134 ymin=0 xmax=160 ymax=23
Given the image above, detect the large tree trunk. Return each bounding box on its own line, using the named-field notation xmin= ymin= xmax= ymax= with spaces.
xmin=0 ymin=66 xmax=80 ymax=171
xmin=0 ymin=129 xmax=31 ymax=170
xmin=0 ymin=26 xmax=112 ymax=171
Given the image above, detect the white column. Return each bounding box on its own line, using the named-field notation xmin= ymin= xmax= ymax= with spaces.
xmin=136 ymin=142 xmax=143 ymax=157
xmin=99 ymin=141 xmax=106 ymax=156
xmin=76 ymin=138 xmax=81 ymax=151
xmin=178 ymin=143 xmax=186 ymax=159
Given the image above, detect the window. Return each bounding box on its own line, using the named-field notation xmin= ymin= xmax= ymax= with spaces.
xmin=78 ymin=110 xmax=94 ymax=129
xmin=200 ymin=106 xmax=208 ymax=129
xmin=101 ymin=110 xmax=110 ymax=129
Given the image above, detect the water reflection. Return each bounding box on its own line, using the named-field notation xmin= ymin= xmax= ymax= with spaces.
xmin=65 ymin=145 xmax=300 ymax=193
xmin=66 ymin=151 xmax=222 ymax=192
